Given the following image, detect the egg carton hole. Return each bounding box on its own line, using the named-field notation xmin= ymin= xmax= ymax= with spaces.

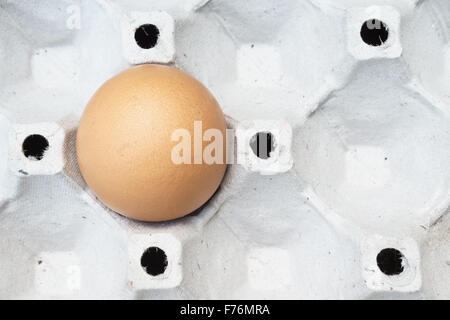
xmin=141 ymin=246 xmax=168 ymax=276
xmin=376 ymin=248 xmax=405 ymax=276
xmin=361 ymin=19 xmax=389 ymax=47
xmin=22 ymin=134 xmax=49 ymax=161
xmin=135 ymin=24 xmax=160 ymax=49
xmin=249 ymin=131 xmax=275 ymax=160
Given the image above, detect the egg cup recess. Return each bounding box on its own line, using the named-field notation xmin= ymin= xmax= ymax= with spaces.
xmin=76 ymin=64 xmax=227 ymax=222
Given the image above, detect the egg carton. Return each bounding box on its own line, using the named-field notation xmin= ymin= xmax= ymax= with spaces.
xmin=0 ymin=0 xmax=449 ymax=299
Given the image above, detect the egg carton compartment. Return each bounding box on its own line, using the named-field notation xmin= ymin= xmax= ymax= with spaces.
xmin=0 ymin=0 xmax=449 ymax=299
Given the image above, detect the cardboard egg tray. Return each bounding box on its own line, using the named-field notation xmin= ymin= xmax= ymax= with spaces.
xmin=0 ymin=0 xmax=449 ymax=299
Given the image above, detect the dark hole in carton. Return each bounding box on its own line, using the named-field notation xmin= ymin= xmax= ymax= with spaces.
xmin=22 ymin=134 xmax=49 ymax=161
xmin=376 ymin=248 xmax=404 ymax=276
xmin=250 ymin=132 xmax=275 ymax=159
xmin=135 ymin=24 xmax=160 ymax=49
xmin=141 ymin=246 xmax=168 ymax=276
xmin=360 ymin=19 xmax=389 ymax=46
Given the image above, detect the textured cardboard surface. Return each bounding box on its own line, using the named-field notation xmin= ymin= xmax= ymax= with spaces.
xmin=0 ymin=0 xmax=449 ymax=299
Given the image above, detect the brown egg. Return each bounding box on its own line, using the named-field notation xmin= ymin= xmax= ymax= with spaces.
xmin=76 ymin=65 xmax=227 ymax=222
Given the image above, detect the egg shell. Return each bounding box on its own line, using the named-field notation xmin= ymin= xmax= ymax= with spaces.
xmin=76 ymin=65 xmax=227 ymax=222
